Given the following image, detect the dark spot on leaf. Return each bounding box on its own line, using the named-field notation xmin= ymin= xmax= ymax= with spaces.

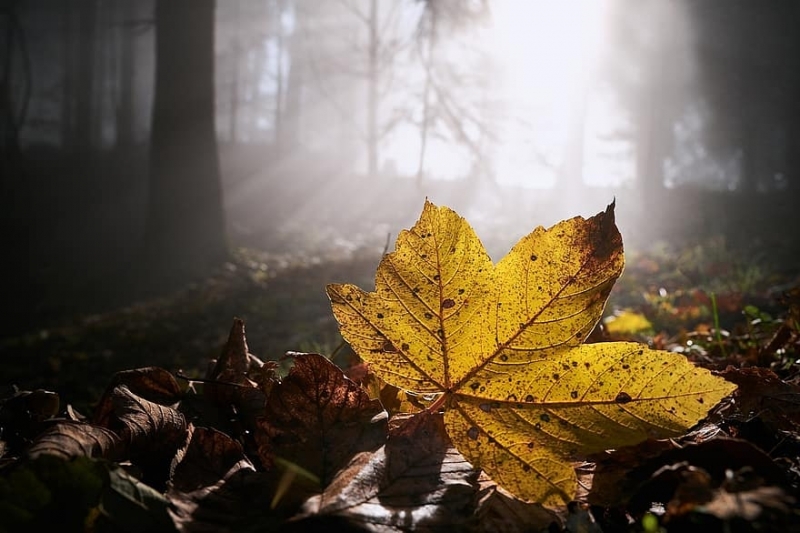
xmin=383 ymin=341 xmax=397 ymax=353
xmin=458 ymin=288 xmax=465 ymax=294
xmin=697 ymin=397 xmax=704 ymax=404
xmin=561 ymin=362 xmax=570 ymax=371
xmin=530 ymin=254 xmax=538 ymax=261
xmin=480 ymin=403 xmax=491 ymax=412
xmin=500 ymin=354 xmax=508 ymax=362
xmin=413 ymin=287 xmax=420 ymax=293
xmin=401 ymin=343 xmax=409 ymax=351
xmin=442 ymin=298 xmax=455 ymax=309
xmin=571 ymin=361 xmax=578 ymax=367
xmin=470 ymin=382 xmax=481 ymax=390
xmin=434 ymin=274 xmax=440 ymax=281
xmin=525 ymin=395 xmax=535 ymax=402
xmin=552 ymin=373 xmax=560 ymax=381
xmin=377 ymin=313 xmax=384 ymax=319
xmin=523 ymin=464 xmax=531 ymax=472
xmin=437 ymin=329 xmax=444 ymax=338
xmin=638 ymin=350 xmax=643 ymax=355
xmin=346 ymin=294 xmax=353 ymax=301
xmin=615 ymin=391 xmax=633 ymax=404
xmin=467 ymin=427 xmax=479 ymax=440
xmin=540 ymin=413 xmax=550 ymax=422
xmin=507 ymin=394 xmax=517 ymax=402
xmin=480 ymin=386 xmax=486 ymax=393
xmin=527 ymin=442 xmax=534 ymax=449
xmin=424 ymin=312 xmax=433 ymax=319
xmin=570 ymin=391 xmax=578 ymax=399
xmin=622 ymin=364 xmax=630 ymax=370
xmin=584 ymin=362 xmax=591 ymax=369
xmin=534 ymin=423 xmax=542 ymax=430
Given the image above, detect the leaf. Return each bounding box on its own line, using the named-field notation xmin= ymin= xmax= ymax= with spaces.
xmin=167 ymin=426 xmax=274 ymax=533
xmin=26 ymin=420 xmax=122 ymax=461
xmin=93 ymin=367 xmax=183 ymax=429
xmin=327 ymin=200 xmax=737 ymax=506
xmin=604 ymin=309 xmax=653 ymax=337
xmin=295 ymin=411 xmax=478 ymax=531
xmin=254 ymin=353 xmax=387 ymax=487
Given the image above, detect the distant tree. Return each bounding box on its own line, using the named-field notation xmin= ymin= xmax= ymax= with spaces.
xmin=144 ymin=0 xmax=227 ymax=282
xmin=687 ymin=0 xmax=798 ymax=193
xmin=74 ymin=0 xmax=97 ymax=151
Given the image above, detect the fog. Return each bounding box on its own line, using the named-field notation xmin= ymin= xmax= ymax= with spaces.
xmin=4 ymin=0 xmax=800 ymax=331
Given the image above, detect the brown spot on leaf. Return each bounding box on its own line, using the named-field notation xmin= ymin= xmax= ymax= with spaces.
xmin=442 ymin=298 xmax=456 ymax=309
xmin=467 ymin=427 xmax=479 ymax=440
xmin=383 ymin=341 xmax=397 ymax=353
xmin=570 ymin=391 xmax=578 ymax=399
xmin=615 ymin=391 xmax=633 ymax=404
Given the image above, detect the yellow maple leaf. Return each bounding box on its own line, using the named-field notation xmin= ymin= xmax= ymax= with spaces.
xmin=326 ymin=200 xmax=736 ymax=507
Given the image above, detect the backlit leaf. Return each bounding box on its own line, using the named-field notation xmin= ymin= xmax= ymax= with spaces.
xmin=327 ymin=200 xmax=737 ymax=506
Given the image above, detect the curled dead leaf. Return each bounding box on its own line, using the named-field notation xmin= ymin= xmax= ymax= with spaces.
xmin=255 ymin=353 xmax=387 ymax=487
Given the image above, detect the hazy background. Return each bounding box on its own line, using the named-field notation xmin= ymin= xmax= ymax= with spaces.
xmin=4 ymin=0 xmax=800 ymax=336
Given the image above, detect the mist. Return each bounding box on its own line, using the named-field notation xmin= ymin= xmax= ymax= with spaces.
xmin=4 ymin=0 xmax=800 ymax=334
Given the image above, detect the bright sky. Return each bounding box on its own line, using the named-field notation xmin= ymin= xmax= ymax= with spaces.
xmin=383 ymin=0 xmax=634 ymax=188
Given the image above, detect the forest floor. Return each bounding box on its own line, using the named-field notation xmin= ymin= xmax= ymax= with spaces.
xmin=2 ymin=236 xmax=800 ymax=532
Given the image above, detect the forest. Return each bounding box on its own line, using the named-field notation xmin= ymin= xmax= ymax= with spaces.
xmin=2 ymin=1 xmax=800 ymax=531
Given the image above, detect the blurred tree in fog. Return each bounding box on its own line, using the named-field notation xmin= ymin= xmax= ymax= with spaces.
xmin=144 ymin=0 xmax=227 ymax=282
xmin=686 ymin=0 xmax=800 ymax=194
xmin=5 ymin=0 xmax=800 ymax=325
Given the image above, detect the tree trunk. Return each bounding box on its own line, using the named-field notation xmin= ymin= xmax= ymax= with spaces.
xmin=144 ymin=0 xmax=227 ymax=283
xmin=416 ymin=2 xmax=437 ymax=184
xmin=366 ymin=0 xmax=378 ymax=177
xmin=115 ymin=0 xmax=135 ymax=147
xmin=74 ymin=0 xmax=96 ymax=151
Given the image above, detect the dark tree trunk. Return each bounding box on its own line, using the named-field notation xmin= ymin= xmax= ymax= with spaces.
xmin=74 ymin=0 xmax=97 ymax=151
xmin=0 ymin=0 xmax=31 ymax=334
xmin=144 ymin=0 xmax=227 ymax=282
xmin=115 ymin=0 xmax=135 ymax=148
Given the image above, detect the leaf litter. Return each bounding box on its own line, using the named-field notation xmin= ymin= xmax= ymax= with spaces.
xmin=2 ymin=201 xmax=800 ymax=531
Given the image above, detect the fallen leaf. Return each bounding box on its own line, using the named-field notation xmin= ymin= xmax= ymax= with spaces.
xmin=255 ymin=353 xmax=387 ymax=487
xmin=327 ymin=200 xmax=737 ymax=506
xmin=167 ymin=426 xmax=276 ymax=533
xmin=26 ymin=420 xmax=122 ymax=461
xmin=472 ymin=472 xmax=562 ymax=533
xmin=604 ymin=309 xmax=653 ymax=337
xmin=93 ymin=367 xmax=182 ymax=428
xmin=295 ymin=411 xmax=478 ymax=530
xmin=169 ymin=426 xmax=255 ymax=493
